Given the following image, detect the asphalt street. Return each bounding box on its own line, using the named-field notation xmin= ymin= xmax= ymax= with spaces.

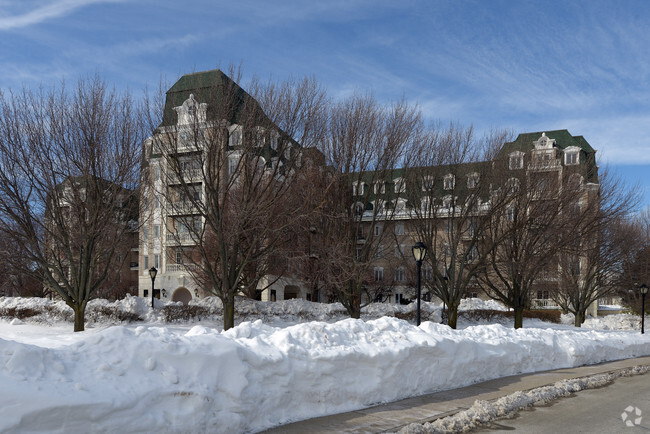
xmin=477 ymin=372 xmax=650 ymax=433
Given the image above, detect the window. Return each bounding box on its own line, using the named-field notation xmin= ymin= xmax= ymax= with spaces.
xmin=569 ymin=258 xmax=581 ymax=276
xmin=143 ymin=228 xmax=149 ymax=242
xmin=154 ymin=196 xmax=161 ymax=209
xmin=394 ymin=178 xmax=406 ymax=193
xmin=395 ymin=223 xmax=405 ymax=235
xmin=395 ymin=267 xmax=405 ymax=282
xmin=565 ymin=151 xmax=579 ymax=165
xmin=467 ymin=219 xmax=477 ymax=237
xmin=443 ymin=174 xmax=455 ymax=190
xmin=153 ymin=165 xmax=161 ymax=181
xmin=423 ymin=266 xmax=433 ymax=280
xmin=467 ymin=173 xmax=479 ymax=189
xmin=422 ymin=176 xmax=434 ymax=191
xmin=442 ymin=195 xmax=452 ymax=209
xmin=374 ymin=182 xmax=385 ymax=194
xmin=144 ymin=255 xmax=149 ymax=269
xmin=353 ymin=182 xmax=365 ymax=196
xmin=356 ymin=247 xmax=363 ymax=261
xmin=374 ymin=267 xmax=384 ymax=282
xmin=228 ymin=157 xmax=239 ymax=177
xmin=374 ymin=225 xmax=382 ymax=236
xmin=154 ymin=225 xmax=160 ymax=238
xmin=354 ymin=202 xmax=364 ymax=216
xmin=357 ymin=226 xmax=364 ymax=239
xmin=506 ymin=206 xmax=516 ymax=222
xmin=154 ymin=254 xmax=160 ymax=269
xmin=506 ymin=177 xmax=520 ymax=194
xmin=229 ymin=128 xmax=242 ymax=146
xmin=509 ymin=152 xmax=524 ymax=170
xmin=176 ymin=251 xmax=183 ymax=264
xmin=467 ymin=245 xmax=479 ymax=261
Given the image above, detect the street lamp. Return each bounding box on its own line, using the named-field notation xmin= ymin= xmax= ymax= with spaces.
xmin=640 ymin=284 xmax=648 ymax=334
xmin=149 ymin=267 xmax=157 ymax=309
xmin=412 ymin=242 xmax=428 ymax=326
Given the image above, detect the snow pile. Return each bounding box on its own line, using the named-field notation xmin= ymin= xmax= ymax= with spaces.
xmin=1 ymin=317 xmax=650 ymax=433
xmin=400 ymin=365 xmax=650 ymax=433
xmin=458 ymin=298 xmax=509 ymax=311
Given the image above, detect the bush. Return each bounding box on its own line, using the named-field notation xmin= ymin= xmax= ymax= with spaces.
xmin=86 ymin=305 xmax=142 ymax=323
xmin=460 ymin=309 xmax=561 ymax=324
xmin=0 ymin=307 xmax=40 ymax=320
xmin=163 ymin=305 xmax=212 ymax=322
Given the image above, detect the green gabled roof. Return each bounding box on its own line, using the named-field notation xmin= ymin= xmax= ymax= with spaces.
xmin=161 ymin=69 xmax=266 ymax=128
xmin=496 ymin=129 xmax=596 ymax=158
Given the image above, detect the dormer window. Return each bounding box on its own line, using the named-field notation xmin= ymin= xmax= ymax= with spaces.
xmin=467 ymin=173 xmax=479 ymax=189
xmin=173 ymin=94 xmax=207 ymax=126
xmin=509 ymin=151 xmax=524 ymax=170
xmin=352 ymin=182 xmax=365 ymax=196
xmin=564 ymin=146 xmax=580 ymax=165
xmin=394 ymin=178 xmax=406 ymax=193
xmin=422 ymin=175 xmax=434 ymax=191
xmin=443 ymin=174 xmax=455 ymax=190
xmin=374 ymin=182 xmax=386 ymax=194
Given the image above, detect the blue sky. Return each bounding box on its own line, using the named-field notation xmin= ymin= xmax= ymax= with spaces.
xmin=1 ymin=0 xmax=650 ymax=209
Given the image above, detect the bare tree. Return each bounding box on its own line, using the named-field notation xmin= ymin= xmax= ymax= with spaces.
xmin=0 ymin=77 xmax=144 ymax=331
xmin=477 ymin=132 xmax=602 ymax=329
xmin=312 ymin=94 xmax=423 ymax=318
xmin=553 ymin=170 xmax=639 ymax=326
xmin=145 ymin=68 xmax=327 ymax=330
xmin=404 ymin=125 xmax=512 ymax=328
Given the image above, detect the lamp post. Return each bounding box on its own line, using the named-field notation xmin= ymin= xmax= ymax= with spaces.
xmin=412 ymin=242 xmax=428 ymax=326
xmin=149 ymin=267 xmax=157 ymax=309
xmin=640 ymin=284 xmax=648 ymax=334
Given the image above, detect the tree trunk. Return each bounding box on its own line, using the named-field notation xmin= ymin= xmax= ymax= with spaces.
xmin=574 ymin=310 xmax=584 ymax=327
xmin=223 ymin=296 xmax=235 ymax=331
xmin=513 ymin=306 xmax=524 ymax=329
xmin=447 ymin=305 xmax=459 ymax=329
xmin=349 ymin=294 xmax=361 ymax=319
xmin=73 ymin=305 xmax=85 ymax=332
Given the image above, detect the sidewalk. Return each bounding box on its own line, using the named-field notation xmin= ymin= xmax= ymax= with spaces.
xmin=263 ymin=355 xmax=650 ymax=433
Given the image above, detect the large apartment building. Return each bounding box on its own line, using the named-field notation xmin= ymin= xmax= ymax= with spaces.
xmin=138 ymin=69 xmax=600 ymax=312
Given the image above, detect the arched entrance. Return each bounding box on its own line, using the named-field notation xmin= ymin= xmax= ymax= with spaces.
xmin=172 ymin=287 xmax=192 ymax=305
xmin=284 ymin=285 xmax=300 ymax=300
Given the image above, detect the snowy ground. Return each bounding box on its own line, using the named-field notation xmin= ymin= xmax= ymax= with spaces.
xmin=0 ymin=296 xmax=649 ymax=433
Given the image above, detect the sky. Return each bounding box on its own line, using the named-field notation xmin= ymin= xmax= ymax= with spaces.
xmin=1 ymin=0 xmax=650 ymax=209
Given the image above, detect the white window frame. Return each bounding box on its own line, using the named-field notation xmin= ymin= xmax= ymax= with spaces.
xmin=443 ymin=174 xmax=455 ymax=190
xmin=394 ymin=178 xmax=406 ymax=193
xmin=564 ymin=147 xmax=580 ymax=166
xmin=374 ymin=267 xmax=384 ymax=282
xmin=422 ymin=176 xmax=434 ymax=191
xmin=509 ymin=151 xmax=524 ymax=170
xmin=395 ymin=267 xmax=405 ymax=282
xmin=467 ymin=173 xmax=479 ymax=189
xmin=374 ymin=182 xmax=386 ymax=194
xmin=395 ymin=223 xmax=405 ymax=235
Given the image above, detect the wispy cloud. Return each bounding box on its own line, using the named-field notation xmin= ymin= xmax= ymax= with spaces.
xmin=0 ymin=0 xmax=126 ymax=31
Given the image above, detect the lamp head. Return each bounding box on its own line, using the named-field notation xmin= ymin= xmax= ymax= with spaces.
xmin=412 ymin=242 xmax=428 ymax=262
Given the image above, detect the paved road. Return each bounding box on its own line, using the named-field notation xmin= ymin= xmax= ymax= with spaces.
xmin=477 ymin=372 xmax=650 ymax=433
xmin=264 ymin=356 xmax=650 ymax=433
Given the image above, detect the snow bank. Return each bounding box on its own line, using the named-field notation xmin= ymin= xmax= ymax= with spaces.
xmin=1 ymin=317 xmax=649 ymax=433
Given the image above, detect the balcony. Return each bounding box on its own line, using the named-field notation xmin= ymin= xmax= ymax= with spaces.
xmin=166 ymin=263 xmax=200 ymax=273
xmin=528 ymin=159 xmax=561 ymax=171
xmin=168 ymin=168 xmax=203 ymax=184
xmin=168 ymin=201 xmax=200 ymax=215
xmin=166 ymin=232 xmax=198 ymax=245
xmin=531 ymin=298 xmax=559 ymax=309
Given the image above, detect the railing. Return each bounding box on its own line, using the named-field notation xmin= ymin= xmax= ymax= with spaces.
xmin=168 ymin=169 xmax=202 ymax=184
xmin=531 ymin=298 xmax=559 ymax=309
xmin=538 ymin=271 xmax=558 ymax=282
xmin=166 ymin=263 xmax=200 ymax=273
xmin=528 ymin=159 xmax=561 ymax=171
xmin=166 ymin=232 xmax=197 ymax=245
xmin=168 ymin=201 xmax=200 ymax=215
